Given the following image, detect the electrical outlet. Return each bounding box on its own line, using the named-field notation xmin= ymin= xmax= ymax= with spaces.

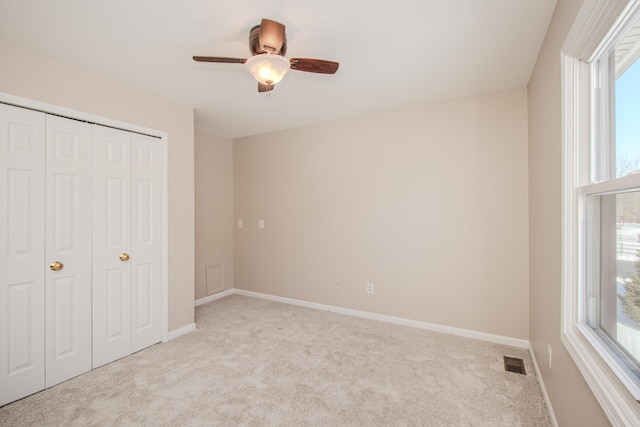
xmin=336 ymin=282 xmax=342 ymax=290
xmin=237 ymin=219 xmax=243 ymax=228
xmin=366 ymin=283 xmax=374 ymax=294
xmin=548 ymin=344 xmax=552 ymax=369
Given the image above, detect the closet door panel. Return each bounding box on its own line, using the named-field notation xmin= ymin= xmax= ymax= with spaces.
xmin=0 ymin=105 xmax=46 ymax=406
xmin=44 ymin=115 xmax=92 ymax=387
xmin=93 ymin=125 xmax=132 ymax=368
xmin=131 ymin=134 xmax=162 ymax=352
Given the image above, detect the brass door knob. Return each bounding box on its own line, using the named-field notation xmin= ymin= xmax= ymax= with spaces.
xmin=50 ymin=261 xmax=64 ymax=271
xmin=119 ymin=253 xmax=130 ymax=261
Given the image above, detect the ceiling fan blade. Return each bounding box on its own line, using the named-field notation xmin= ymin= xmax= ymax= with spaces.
xmin=258 ymin=19 xmax=286 ymax=54
xmin=258 ymin=83 xmax=275 ymax=93
xmin=193 ymin=56 xmax=247 ymax=64
xmin=290 ymin=58 xmax=339 ymax=74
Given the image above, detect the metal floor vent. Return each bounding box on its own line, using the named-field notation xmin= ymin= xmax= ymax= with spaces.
xmin=503 ymin=356 xmax=526 ymax=375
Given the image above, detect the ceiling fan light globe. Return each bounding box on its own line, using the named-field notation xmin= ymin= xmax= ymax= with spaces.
xmin=245 ymin=54 xmax=290 ymax=85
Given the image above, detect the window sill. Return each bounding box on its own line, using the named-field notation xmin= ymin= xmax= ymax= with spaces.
xmin=562 ymin=325 xmax=640 ymax=425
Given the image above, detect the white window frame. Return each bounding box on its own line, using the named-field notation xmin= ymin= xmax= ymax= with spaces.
xmin=562 ymin=0 xmax=640 ymax=425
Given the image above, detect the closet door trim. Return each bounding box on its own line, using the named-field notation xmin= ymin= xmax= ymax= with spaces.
xmin=0 ymin=92 xmax=169 ymax=344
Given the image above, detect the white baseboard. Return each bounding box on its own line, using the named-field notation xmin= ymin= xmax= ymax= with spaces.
xmin=166 ymin=322 xmax=196 ymax=341
xmin=529 ymin=344 xmax=558 ymax=427
xmin=195 ymin=288 xmax=234 ymax=306
xmin=231 ymin=289 xmax=529 ymax=349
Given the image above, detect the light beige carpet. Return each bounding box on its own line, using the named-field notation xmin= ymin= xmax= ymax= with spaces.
xmin=0 ymin=295 xmax=551 ymax=426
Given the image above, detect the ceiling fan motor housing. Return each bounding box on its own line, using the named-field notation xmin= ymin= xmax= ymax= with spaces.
xmin=249 ymin=24 xmax=287 ymax=56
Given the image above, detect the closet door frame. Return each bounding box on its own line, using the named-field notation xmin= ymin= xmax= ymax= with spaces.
xmin=0 ymin=92 xmax=170 ymax=345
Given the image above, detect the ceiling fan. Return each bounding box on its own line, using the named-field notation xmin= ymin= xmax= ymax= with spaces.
xmin=193 ymin=18 xmax=339 ymax=93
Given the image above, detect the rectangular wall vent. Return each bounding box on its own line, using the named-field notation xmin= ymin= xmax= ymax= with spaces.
xmin=206 ymin=264 xmax=224 ymax=296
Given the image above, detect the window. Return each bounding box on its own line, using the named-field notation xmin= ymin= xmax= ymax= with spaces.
xmin=586 ymin=17 xmax=640 ymax=386
xmin=563 ymin=0 xmax=640 ymax=425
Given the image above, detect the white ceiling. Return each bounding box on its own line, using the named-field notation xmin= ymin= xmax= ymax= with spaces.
xmin=0 ymin=0 xmax=557 ymax=138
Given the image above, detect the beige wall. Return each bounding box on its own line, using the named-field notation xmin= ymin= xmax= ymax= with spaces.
xmin=234 ymin=87 xmax=530 ymax=340
xmin=195 ymin=129 xmax=234 ymax=299
xmin=0 ymin=41 xmax=195 ymax=332
xmin=528 ymin=0 xmax=611 ymax=425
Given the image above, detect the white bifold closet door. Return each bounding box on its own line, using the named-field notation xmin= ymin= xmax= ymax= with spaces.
xmin=0 ymin=104 xmax=162 ymax=405
xmin=0 ymin=106 xmax=92 ymax=406
xmin=92 ymin=125 xmax=162 ymax=368
xmin=44 ymin=115 xmax=92 ymax=386
xmin=0 ymin=105 xmax=46 ymax=406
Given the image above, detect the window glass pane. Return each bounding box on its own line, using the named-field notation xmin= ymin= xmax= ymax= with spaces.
xmin=615 ymin=19 xmax=640 ymax=178
xmin=598 ymin=191 xmax=640 ymax=371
